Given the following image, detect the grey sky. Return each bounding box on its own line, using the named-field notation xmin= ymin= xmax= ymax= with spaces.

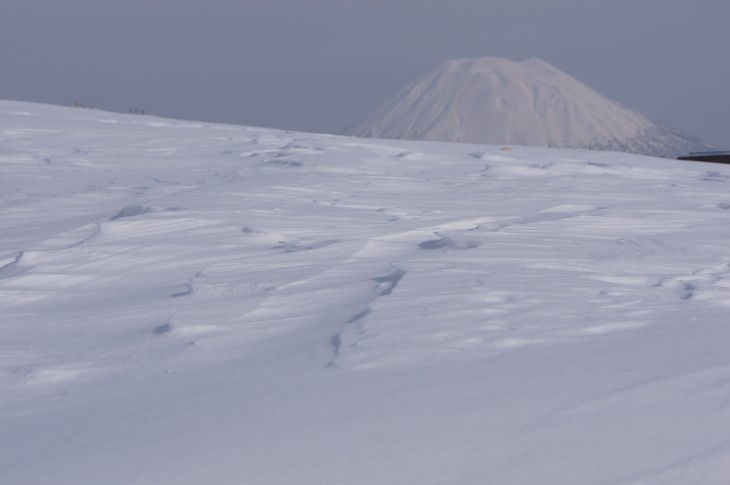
xmin=2 ymin=0 xmax=728 ymax=147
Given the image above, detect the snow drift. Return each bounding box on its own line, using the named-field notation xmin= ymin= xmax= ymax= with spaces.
xmin=346 ymin=57 xmax=714 ymax=157
xmin=2 ymin=100 xmax=730 ymax=484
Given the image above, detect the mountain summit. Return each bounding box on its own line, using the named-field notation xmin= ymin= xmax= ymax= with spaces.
xmin=346 ymin=57 xmax=713 ymax=157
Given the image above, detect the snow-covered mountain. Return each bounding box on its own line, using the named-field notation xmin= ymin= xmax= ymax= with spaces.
xmin=346 ymin=57 xmax=714 ymax=157
xmin=3 ymin=100 xmax=730 ymax=484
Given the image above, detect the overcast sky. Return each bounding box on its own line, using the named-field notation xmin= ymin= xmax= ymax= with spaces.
xmin=2 ymin=0 xmax=728 ymax=147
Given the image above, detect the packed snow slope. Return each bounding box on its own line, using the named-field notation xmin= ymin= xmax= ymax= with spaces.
xmin=347 ymin=57 xmax=715 ymax=158
xmin=3 ymin=100 xmax=730 ymax=484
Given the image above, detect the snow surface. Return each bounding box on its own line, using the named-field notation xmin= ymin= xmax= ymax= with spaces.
xmin=2 ymin=100 xmax=730 ymax=484
xmin=346 ymin=57 xmax=715 ymax=158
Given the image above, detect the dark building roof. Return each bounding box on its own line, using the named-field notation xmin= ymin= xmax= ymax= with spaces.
xmin=677 ymin=151 xmax=730 ymax=164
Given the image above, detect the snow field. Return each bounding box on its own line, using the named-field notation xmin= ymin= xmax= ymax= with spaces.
xmin=2 ymin=100 xmax=730 ymax=484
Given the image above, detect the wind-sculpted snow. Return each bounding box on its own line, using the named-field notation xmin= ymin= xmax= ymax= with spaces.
xmin=110 ymin=205 xmax=153 ymax=220
xmin=2 ymin=100 xmax=730 ymax=484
